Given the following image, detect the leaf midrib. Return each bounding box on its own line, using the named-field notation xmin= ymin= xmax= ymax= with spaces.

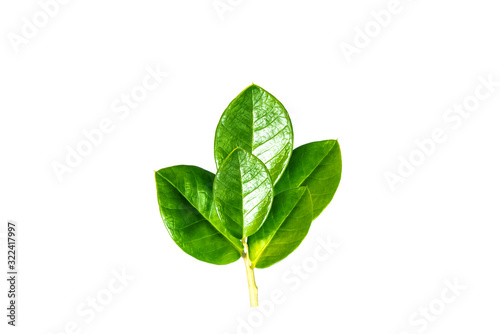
xmin=252 ymin=189 xmax=305 ymax=266
xmin=288 ymin=141 xmax=338 ymax=191
xmin=156 ymin=171 xmax=243 ymax=251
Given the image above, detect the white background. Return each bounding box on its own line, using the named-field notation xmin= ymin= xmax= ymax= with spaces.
xmin=1 ymin=0 xmax=500 ymax=333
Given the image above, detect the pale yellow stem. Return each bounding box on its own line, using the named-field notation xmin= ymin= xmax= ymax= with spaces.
xmin=242 ymin=239 xmax=258 ymax=307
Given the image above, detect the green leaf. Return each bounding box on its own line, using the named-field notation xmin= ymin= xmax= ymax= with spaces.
xmin=248 ymin=187 xmax=313 ymax=269
xmin=213 ymin=148 xmax=274 ymax=239
xmin=274 ymin=140 xmax=342 ymax=219
xmin=155 ymin=165 xmax=243 ymax=265
xmin=214 ymin=84 xmax=294 ymax=185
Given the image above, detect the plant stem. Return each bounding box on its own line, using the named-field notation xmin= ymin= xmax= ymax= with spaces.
xmin=242 ymin=239 xmax=258 ymax=307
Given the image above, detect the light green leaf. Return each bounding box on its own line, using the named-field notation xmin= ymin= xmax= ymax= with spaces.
xmin=213 ymin=148 xmax=274 ymax=239
xmin=155 ymin=165 xmax=242 ymax=265
xmin=274 ymin=140 xmax=342 ymax=219
xmin=214 ymin=84 xmax=294 ymax=184
xmin=248 ymin=187 xmax=313 ymax=269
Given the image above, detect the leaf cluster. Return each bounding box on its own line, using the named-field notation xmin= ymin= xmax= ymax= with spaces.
xmin=155 ymin=84 xmax=342 ymax=268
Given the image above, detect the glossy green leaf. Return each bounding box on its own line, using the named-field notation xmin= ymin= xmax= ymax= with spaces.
xmin=213 ymin=148 xmax=274 ymax=239
xmin=274 ymin=140 xmax=342 ymax=219
xmin=214 ymin=84 xmax=294 ymax=184
xmin=248 ymin=187 xmax=313 ymax=269
xmin=155 ymin=165 xmax=243 ymax=265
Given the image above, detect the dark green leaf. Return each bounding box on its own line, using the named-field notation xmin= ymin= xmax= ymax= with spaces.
xmin=248 ymin=187 xmax=313 ymax=269
xmin=274 ymin=140 xmax=342 ymax=219
xmin=213 ymin=148 xmax=274 ymax=239
xmin=214 ymin=84 xmax=293 ymax=184
xmin=155 ymin=165 xmax=242 ymax=265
